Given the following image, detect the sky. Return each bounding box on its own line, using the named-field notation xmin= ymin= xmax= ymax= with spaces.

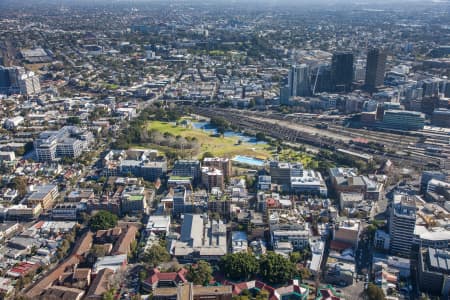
xmin=1 ymin=0 xmax=446 ymax=9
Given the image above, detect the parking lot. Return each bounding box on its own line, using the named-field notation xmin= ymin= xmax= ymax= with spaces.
xmin=120 ymin=264 xmax=143 ymax=299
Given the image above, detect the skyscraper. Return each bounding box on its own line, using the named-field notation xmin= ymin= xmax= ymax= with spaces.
xmin=0 ymin=66 xmax=40 ymax=95
xmin=7 ymin=67 xmax=25 ymax=90
xmin=365 ymin=48 xmax=386 ymax=92
xmin=353 ymin=60 xmax=366 ymax=82
xmin=19 ymin=72 xmax=41 ymax=95
xmin=0 ymin=67 xmax=11 ymax=94
xmin=389 ymin=194 xmax=417 ymax=257
xmin=279 ymin=86 xmax=290 ymax=105
xmin=311 ymin=65 xmax=332 ymax=94
xmin=288 ymin=64 xmax=311 ymax=97
xmin=331 ymin=52 xmax=354 ymax=93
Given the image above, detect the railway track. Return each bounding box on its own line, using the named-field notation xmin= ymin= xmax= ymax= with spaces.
xmin=191 ymin=107 xmax=442 ymax=168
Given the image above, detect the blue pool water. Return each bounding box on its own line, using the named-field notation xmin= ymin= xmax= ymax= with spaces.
xmin=232 ymin=155 xmax=265 ymax=167
xmin=192 ymin=121 xmax=266 ymax=145
xmin=232 ymin=231 xmax=248 ymax=241
xmin=192 ymin=121 xmax=215 ymax=132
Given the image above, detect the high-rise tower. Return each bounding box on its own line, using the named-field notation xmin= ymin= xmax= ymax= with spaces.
xmin=365 ymin=48 xmax=386 ymax=92
xmin=288 ymin=64 xmax=311 ymax=97
xmin=389 ymin=194 xmax=417 ymax=257
xmin=331 ymin=52 xmax=354 ymax=93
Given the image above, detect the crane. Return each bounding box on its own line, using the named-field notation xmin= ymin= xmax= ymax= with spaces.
xmin=312 ymin=64 xmax=324 ymax=95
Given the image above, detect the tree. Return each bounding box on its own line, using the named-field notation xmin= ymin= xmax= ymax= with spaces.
xmin=130 ymin=240 xmax=138 ymax=259
xmin=255 ymin=289 xmax=269 ymax=300
xmin=90 ymin=244 xmax=108 ymax=258
xmin=259 ymin=252 xmax=296 ymax=284
xmin=217 ymin=127 xmax=225 ymax=136
xmin=290 ymin=251 xmax=302 ymax=263
xmin=366 ymin=283 xmax=386 ymax=300
xmin=298 ymin=267 xmax=311 ymax=280
xmin=233 ymin=296 xmax=250 ymax=300
xmin=143 ymin=244 xmax=170 ymax=267
xmin=67 ymin=116 xmax=81 ymax=125
xmin=56 ymin=239 xmax=71 ymax=260
xmin=255 ymin=132 xmax=266 ymax=141
xmin=9 ymin=176 xmax=28 ymax=198
xmin=139 ymin=269 xmax=148 ymax=281
xmin=202 ymin=152 xmax=215 ymax=160
xmin=210 ymin=116 xmax=230 ymax=136
xmin=367 ymin=224 xmax=377 ymax=235
xmin=220 ymin=252 xmax=259 ymax=280
xmin=89 ymin=210 xmax=118 ymax=231
xmin=186 ymin=260 xmax=213 ymax=285
xmin=210 ymin=212 xmax=220 ymax=221
xmin=15 ymin=147 xmax=25 ymax=156
xmin=276 ymin=145 xmax=282 ymax=154
xmin=245 ymin=176 xmax=255 ymax=190
xmin=102 ymin=289 xmax=116 ymax=300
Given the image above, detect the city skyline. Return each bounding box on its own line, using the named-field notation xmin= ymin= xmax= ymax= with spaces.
xmin=0 ymin=0 xmax=449 ymax=299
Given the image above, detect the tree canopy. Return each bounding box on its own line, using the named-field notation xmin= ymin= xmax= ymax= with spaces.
xmin=220 ymin=252 xmax=259 ymax=280
xmin=186 ymin=260 xmax=213 ymax=285
xmin=210 ymin=116 xmax=230 ymax=134
xmin=366 ymin=283 xmax=386 ymax=300
xmin=255 ymin=132 xmax=266 ymax=141
xmin=259 ymin=252 xmax=297 ymax=284
xmin=143 ymin=244 xmax=171 ymax=268
xmin=89 ymin=210 xmax=118 ymax=231
xmin=9 ymin=176 xmax=28 ymax=197
xmin=202 ymin=151 xmax=215 ymax=160
xmin=67 ymin=116 xmax=81 ymax=125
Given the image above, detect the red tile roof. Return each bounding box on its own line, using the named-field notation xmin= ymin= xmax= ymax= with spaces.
xmin=145 ymin=268 xmax=188 ymax=285
xmin=111 ymin=225 xmax=138 ymax=255
xmin=34 ymin=221 xmax=45 ymax=230
xmin=85 ymin=268 xmax=114 ymax=299
xmin=39 ymin=285 xmax=85 ymax=300
xmin=318 ymin=289 xmax=341 ymax=300
xmin=25 ymin=232 xmax=93 ymax=298
xmin=8 ymin=262 xmax=39 ymax=277
xmin=224 ymin=280 xmax=276 ymax=298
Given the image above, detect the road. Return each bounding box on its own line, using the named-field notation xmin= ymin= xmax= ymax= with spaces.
xmin=356 ymin=228 xmax=373 ymax=276
xmin=119 ymin=264 xmax=145 ymax=299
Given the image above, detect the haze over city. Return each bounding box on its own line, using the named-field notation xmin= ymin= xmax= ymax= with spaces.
xmin=0 ymin=0 xmax=449 ymax=300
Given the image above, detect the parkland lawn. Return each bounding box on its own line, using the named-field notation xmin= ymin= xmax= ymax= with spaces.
xmin=146 ymin=121 xmax=272 ymax=159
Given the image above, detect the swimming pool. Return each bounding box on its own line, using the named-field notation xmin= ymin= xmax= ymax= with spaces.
xmin=232 ymin=155 xmax=265 ymax=167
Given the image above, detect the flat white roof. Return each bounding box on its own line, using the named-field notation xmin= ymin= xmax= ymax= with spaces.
xmin=147 ymin=215 xmax=170 ymax=230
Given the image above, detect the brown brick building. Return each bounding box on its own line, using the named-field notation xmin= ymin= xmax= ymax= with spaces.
xmin=153 ymin=284 xmax=232 ymax=300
